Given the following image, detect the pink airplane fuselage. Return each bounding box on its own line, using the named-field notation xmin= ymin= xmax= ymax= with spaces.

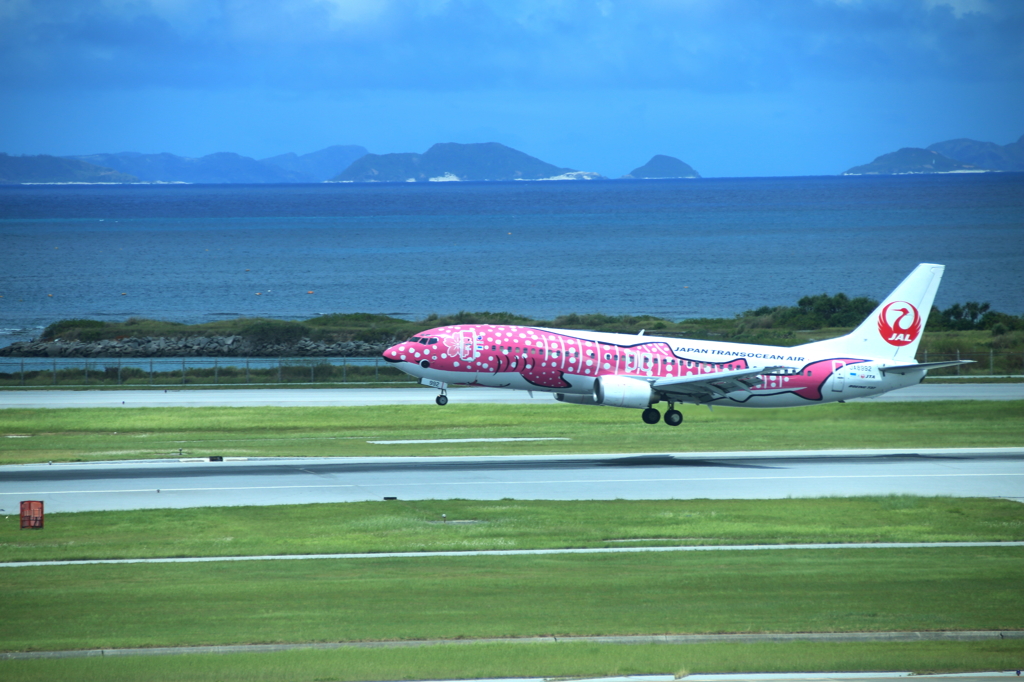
xmin=382 ymin=323 xmax=919 ymax=408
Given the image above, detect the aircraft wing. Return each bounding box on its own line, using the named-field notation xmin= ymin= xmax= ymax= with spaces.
xmin=651 ymin=366 xmax=786 ymax=403
xmin=879 ymin=360 xmax=975 ymax=375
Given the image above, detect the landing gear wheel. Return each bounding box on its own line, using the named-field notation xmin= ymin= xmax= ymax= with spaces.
xmin=641 ymin=407 xmax=661 ymax=424
xmin=664 ymin=409 xmax=683 ymax=426
xmin=435 ymin=394 xmax=448 ymax=406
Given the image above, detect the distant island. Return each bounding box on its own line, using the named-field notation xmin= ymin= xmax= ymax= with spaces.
xmin=0 ymin=143 xmax=606 ymax=184
xmin=7 ymin=134 xmax=1020 ymax=183
xmin=0 ymin=153 xmax=139 ymax=184
xmin=844 ymin=134 xmax=1024 ymax=175
xmin=621 ymin=155 xmax=700 ymax=179
xmin=332 ymin=142 xmax=602 ymax=182
xmin=67 ymin=145 xmax=369 ymax=184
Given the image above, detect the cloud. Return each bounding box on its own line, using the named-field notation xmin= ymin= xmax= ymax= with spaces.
xmin=0 ymin=0 xmax=1021 ymax=92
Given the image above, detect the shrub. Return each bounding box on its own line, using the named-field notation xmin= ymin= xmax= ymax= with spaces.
xmin=304 ymin=313 xmax=402 ymax=327
xmin=236 ymin=319 xmax=310 ymax=346
xmin=41 ymin=318 xmax=107 ymax=341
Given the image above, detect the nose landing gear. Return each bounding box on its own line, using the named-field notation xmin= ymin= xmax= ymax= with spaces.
xmin=420 ymin=378 xmax=449 ymax=406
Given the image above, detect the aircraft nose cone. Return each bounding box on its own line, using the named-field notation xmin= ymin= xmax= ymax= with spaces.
xmin=382 ymin=345 xmax=404 ymax=363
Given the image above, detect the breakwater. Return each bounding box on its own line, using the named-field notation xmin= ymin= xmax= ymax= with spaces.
xmin=0 ymin=336 xmax=391 ymax=358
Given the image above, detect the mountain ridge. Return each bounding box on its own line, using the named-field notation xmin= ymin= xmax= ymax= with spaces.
xmin=0 ymin=153 xmax=139 ymax=184
xmin=332 ymin=142 xmax=601 ymax=182
xmin=260 ymin=145 xmax=368 ymax=182
xmin=66 ymin=151 xmax=310 ymax=184
xmin=844 ymin=134 xmax=1024 ymax=175
xmin=927 ymin=134 xmax=1024 ymax=172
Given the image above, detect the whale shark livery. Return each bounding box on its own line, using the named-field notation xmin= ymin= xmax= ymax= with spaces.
xmin=382 ymin=264 xmax=971 ymax=425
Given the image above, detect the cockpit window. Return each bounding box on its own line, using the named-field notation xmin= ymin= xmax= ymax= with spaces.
xmin=428 ymin=338 xmax=438 ymax=344
xmin=407 ymin=336 xmax=422 ymax=343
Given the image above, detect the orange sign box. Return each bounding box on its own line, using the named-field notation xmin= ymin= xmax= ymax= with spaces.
xmin=20 ymin=501 xmax=43 ymax=529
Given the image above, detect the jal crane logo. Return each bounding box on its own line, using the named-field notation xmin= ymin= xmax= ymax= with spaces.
xmin=877 ymin=301 xmax=922 ymax=346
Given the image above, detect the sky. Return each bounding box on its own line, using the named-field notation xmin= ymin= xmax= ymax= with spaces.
xmin=1 ymin=0 xmax=1022 ymax=177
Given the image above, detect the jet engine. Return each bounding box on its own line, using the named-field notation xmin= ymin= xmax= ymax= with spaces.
xmin=592 ymin=375 xmax=655 ymax=409
xmin=554 ymin=392 xmax=600 ymax=405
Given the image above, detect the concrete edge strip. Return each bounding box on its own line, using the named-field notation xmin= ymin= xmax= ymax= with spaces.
xmin=3 ymin=631 xmax=1021 ymax=661
xmin=3 ymin=542 xmax=1022 ymax=568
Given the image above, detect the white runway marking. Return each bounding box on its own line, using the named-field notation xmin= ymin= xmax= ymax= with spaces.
xmin=4 ymin=541 xmax=1022 ymax=568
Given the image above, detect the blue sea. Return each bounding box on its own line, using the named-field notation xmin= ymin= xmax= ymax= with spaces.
xmin=1 ymin=174 xmax=1022 ymax=346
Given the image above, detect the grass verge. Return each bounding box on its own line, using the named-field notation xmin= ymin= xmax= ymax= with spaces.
xmin=1 ymin=400 xmax=1022 ymax=464
xmin=2 ymin=497 xmax=1022 ymax=563
xmin=2 ymin=548 xmax=1022 ymax=652
xmin=2 ymin=640 xmax=1023 ymax=682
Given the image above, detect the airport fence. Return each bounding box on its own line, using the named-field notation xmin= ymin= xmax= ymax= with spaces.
xmin=0 ymin=351 xmax=1019 ymax=389
xmin=0 ymin=357 xmax=412 ymax=388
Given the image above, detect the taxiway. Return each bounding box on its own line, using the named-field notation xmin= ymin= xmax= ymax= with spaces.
xmin=3 ymin=448 xmax=1021 ymax=513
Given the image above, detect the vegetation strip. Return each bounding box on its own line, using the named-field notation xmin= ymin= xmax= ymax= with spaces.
xmin=4 ymin=631 xmax=1021 ymax=661
xmin=1 ymin=401 xmax=1021 ymax=465
xmin=4 ymin=641 xmax=1021 ymax=682
xmin=4 ymin=542 xmax=1023 ymax=569
xmin=3 ymin=497 xmax=1021 ymax=563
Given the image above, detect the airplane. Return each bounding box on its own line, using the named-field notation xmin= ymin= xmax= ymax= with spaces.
xmin=382 ymin=263 xmax=972 ymax=425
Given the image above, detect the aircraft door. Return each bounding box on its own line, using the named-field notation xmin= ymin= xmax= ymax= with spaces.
xmin=830 ymin=360 xmax=847 ymax=393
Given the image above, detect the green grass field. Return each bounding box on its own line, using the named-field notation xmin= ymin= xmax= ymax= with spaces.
xmin=3 ymin=548 xmax=1022 ymax=652
xmin=2 ymin=640 xmax=1023 ymax=682
xmin=1 ymin=400 xmax=1022 ymax=465
xmin=2 ymin=401 xmax=1022 ymax=680
xmin=2 ymin=497 xmax=1022 ymax=563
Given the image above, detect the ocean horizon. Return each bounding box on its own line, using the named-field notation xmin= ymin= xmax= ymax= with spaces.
xmin=2 ymin=174 xmax=1022 ymax=347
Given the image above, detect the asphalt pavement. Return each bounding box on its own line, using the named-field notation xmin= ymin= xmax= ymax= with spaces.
xmin=1 ymin=382 xmax=1021 ymax=408
xmin=4 ymin=448 xmax=1021 ymax=512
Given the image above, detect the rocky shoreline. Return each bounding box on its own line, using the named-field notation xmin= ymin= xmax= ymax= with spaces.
xmin=0 ymin=336 xmax=392 ymax=358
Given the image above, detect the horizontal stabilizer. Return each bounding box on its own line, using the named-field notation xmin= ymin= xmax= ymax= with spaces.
xmin=880 ymin=360 xmax=976 ymax=375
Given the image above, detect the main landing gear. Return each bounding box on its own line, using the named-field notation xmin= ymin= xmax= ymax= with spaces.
xmin=664 ymin=407 xmax=683 ymax=426
xmin=642 ymin=402 xmax=683 ymax=426
xmin=642 ymin=407 xmax=660 ymax=424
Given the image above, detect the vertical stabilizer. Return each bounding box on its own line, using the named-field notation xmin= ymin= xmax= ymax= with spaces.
xmin=816 ymin=263 xmax=944 ymax=362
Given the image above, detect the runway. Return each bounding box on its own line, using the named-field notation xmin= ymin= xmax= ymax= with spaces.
xmin=0 ymin=382 xmax=1022 ymax=408
xmin=3 ymin=448 xmax=1021 ymax=513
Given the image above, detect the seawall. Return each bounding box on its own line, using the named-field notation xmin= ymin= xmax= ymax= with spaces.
xmin=0 ymin=336 xmax=391 ymax=358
